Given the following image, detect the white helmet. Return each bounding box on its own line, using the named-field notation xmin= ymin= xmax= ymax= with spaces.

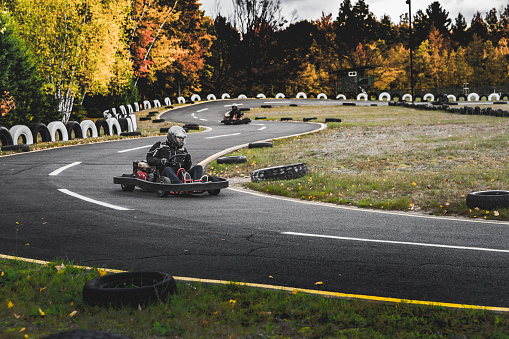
xmin=167 ymin=126 xmax=187 ymax=148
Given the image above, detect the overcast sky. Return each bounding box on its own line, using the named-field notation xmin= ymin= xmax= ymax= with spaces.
xmin=199 ymin=0 xmax=508 ymax=25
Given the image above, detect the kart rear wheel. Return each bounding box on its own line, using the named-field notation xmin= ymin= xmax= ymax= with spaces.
xmin=207 ymin=175 xmax=221 ymax=195
xmin=156 ymin=177 xmax=171 ymax=197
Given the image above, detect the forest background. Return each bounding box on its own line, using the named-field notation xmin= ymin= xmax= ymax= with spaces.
xmin=0 ymin=0 xmax=508 ymax=126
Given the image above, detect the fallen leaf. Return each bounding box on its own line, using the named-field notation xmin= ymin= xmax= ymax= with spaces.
xmin=69 ymin=310 xmax=77 ymax=317
xmin=8 ymin=301 xmax=13 ymax=308
xmin=39 ymin=308 xmax=45 ymax=316
xmin=315 ymin=281 xmax=323 ymax=285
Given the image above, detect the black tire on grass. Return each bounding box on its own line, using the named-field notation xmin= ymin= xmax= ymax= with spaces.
xmin=82 ymin=271 xmax=176 ymax=307
xmin=251 ymin=163 xmax=308 ymax=182
xmin=217 ymin=155 xmax=247 ymax=164
xmin=466 ymin=190 xmax=509 ymax=210
xmin=248 ymin=141 xmax=273 ymax=148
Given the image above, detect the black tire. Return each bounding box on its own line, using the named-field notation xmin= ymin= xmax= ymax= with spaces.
xmin=281 ymin=117 xmax=293 ymax=121
xmin=152 ymin=119 xmax=165 ymax=123
xmin=251 ymin=163 xmax=308 ymax=182
xmin=249 ymin=141 xmax=273 ymax=148
xmin=466 ymin=190 xmax=509 ymax=210
xmin=0 ymin=126 xmax=14 ymax=146
xmin=217 ymin=155 xmax=247 ymax=164
xmin=120 ymin=131 xmax=142 ymax=137
xmin=82 ymin=271 xmax=176 ymax=307
xmin=95 ymin=119 xmax=110 ymax=136
xmin=160 ymin=127 xmax=170 ymax=133
xmin=240 ymin=107 xmax=250 ymax=111
xmin=255 ymin=117 xmax=266 ymax=120
xmin=183 ymin=123 xmax=200 ymax=130
xmin=207 ymin=175 xmax=221 ymax=195
xmin=156 ymin=176 xmax=171 ymax=197
xmin=303 ymin=117 xmax=317 ymax=122
xmin=325 ymin=118 xmax=342 ymax=123
xmin=1 ymin=144 xmax=30 ymax=152
xmin=66 ymin=121 xmax=83 ymax=139
xmin=290 ymin=104 xmax=298 ymax=107
xmin=117 ymin=118 xmax=129 ymax=132
xmin=29 ymin=123 xmax=51 ymax=143
xmin=121 ymin=183 xmax=136 ymax=192
xmin=261 ymin=105 xmax=272 ymax=108
xmin=494 ymin=101 xmax=507 ymax=105
xmin=343 ymin=102 xmax=356 ymax=106
xmin=139 ymin=117 xmax=151 ymax=121
xmin=42 ymin=330 xmax=130 ymax=339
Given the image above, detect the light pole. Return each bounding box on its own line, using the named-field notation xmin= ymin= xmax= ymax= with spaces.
xmin=406 ymin=0 xmax=414 ymax=104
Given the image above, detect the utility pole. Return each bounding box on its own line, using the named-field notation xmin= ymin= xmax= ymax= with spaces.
xmin=406 ymin=0 xmax=414 ymax=104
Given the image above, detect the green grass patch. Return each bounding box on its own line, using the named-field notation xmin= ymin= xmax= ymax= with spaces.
xmin=210 ymin=105 xmax=509 ymax=220
xmin=2 ymin=258 xmax=509 ymax=338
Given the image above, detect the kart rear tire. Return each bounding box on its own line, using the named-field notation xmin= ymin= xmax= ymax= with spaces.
xmin=156 ymin=177 xmax=171 ymax=197
xmin=207 ymin=175 xmax=221 ymax=195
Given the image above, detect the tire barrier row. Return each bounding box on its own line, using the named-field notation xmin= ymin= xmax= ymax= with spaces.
xmin=394 ymin=101 xmax=509 ymax=117
xmin=1 ymin=115 xmax=138 ymax=151
xmin=251 ymin=163 xmax=308 ymax=183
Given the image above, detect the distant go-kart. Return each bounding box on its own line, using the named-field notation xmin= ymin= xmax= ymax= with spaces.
xmin=221 ymin=113 xmax=251 ymax=125
xmin=113 ymin=155 xmax=228 ymax=197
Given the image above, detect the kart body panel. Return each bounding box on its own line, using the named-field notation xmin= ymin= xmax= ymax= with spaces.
xmin=221 ymin=118 xmax=251 ymax=125
xmin=114 ymin=175 xmax=229 ymax=193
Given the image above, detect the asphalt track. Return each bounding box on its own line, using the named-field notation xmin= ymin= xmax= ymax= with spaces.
xmin=1 ymin=99 xmax=509 ymax=310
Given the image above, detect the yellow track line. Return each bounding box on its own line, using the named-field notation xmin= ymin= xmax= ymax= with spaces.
xmin=2 ymin=254 xmax=508 ymax=313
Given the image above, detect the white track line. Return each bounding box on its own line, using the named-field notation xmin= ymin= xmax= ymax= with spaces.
xmin=282 ymin=231 xmax=509 ymax=254
xmin=206 ymin=133 xmax=241 ymax=139
xmin=118 ymin=145 xmax=151 ymax=153
xmin=49 ymin=162 xmax=81 ymax=176
xmin=58 ymin=189 xmax=132 ymax=211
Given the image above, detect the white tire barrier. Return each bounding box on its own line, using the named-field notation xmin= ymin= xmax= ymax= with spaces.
xmin=423 ymin=93 xmax=434 ymax=102
xmin=378 ymin=92 xmax=390 ymax=101
xmin=9 ymin=125 xmax=33 ymax=145
xmin=106 ymin=118 xmax=121 ymax=136
xmin=276 ymin=93 xmax=285 ymax=98
xmin=191 ymin=94 xmax=201 ymax=102
xmin=134 ymin=102 xmax=140 ymax=112
xmin=103 ymin=110 xmax=111 ymax=118
xmin=153 ymin=99 xmax=161 ymax=108
xmin=47 ymin=121 xmax=69 ymax=142
xmin=447 ymin=94 xmax=457 ymax=102
xmin=129 ymin=114 xmax=137 ymax=132
xmin=119 ymin=105 xmax=127 ymax=117
xmin=238 ymin=94 xmax=247 ymax=99
xmin=126 ymin=117 xmax=134 ymax=132
xmin=467 ymin=93 xmax=479 ymax=101
xmin=177 ymin=96 xmax=186 ymax=104
xmin=488 ymin=93 xmax=500 ymax=101
xmin=357 ymin=93 xmax=368 ymax=101
xmin=207 ymin=94 xmax=217 ymax=100
xmin=110 ymin=108 xmax=118 ymax=118
xmin=336 ymin=94 xmax=347 ymax=100
xmin=296 ymin=92 xmax=307 ymax=99
xmin=127 ymin=104 xmax=134 ymax=114
xmin=164 ymin=97 xmax=171 ymax=105
xmin=402 ymin=94 xmax=412 ymax=102
xmin=80 ymin=120 xmax=98 ymax=138
xmin=256 ymin=93 xmax=266 ymax=99
xmin=317 ymin=93 xmax=327 ymax=99
xmin=143 ymin=100 xmax=151 ymax=110
xmin=221 ymin=93 xmax=230 ymax=99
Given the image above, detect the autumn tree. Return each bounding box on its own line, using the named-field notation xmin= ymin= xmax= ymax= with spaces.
xmin=12 ymin=0 xmax=132 ymax=123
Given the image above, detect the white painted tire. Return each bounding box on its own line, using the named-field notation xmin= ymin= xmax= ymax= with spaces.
xmin=237 ymin=94 xmax=247 ymax=99
xmin=447 ymin=94 xmax=457 ymax=102
xmin=467 ymin=93 xmax=479 ymax=101
xmin=378 ymin=92 xmax=390 ymax=101
xmin=317 ymin=93 xmax=327 ymax=100
xmin=118 ymin=105 xmax=128 ymax=117
xmin=177 ymin=96 xmax=186 ymax=104
xmin=276 ymin=93 xmax=285 ymax=99
xmin=129 ymin=114 xmax=137 ymax=132
xmin=207 ymin=94 xmax=216 ymax=101
xmin=134 ymin=102 xmax=140 ymax=112
xmin=127 ymin=104 xmax=134 ymax=114
xmin=423 ymin=93 xmax=435 ymax=102
xmin=191 ymin=94 xmax=201 ymax=102
xmin=488 ymin=93 xmax=500 ymax=101
xmin=221 ymin=93 xmax=230 ymax=99
xmin=336 ymin=94 xmax=347 ymax=100
xmin=296 ymin=92 xmax=307 ymax=99
xmin=164 ymin=97 xmax=171 ymax=105
xmin=9 ymin=125 xmax=33 ymax=145
xmin=106 ymin=118 xmax=121 ymax=136
xmin=356 ymin=93 xmax=368 ymax=101
xmin=153 ymin=99 xmax=161 ymax=108
xmin=47 ymin=121 xmax=69 ymax=142
xmin=143 ymin=100 xmax=152 ymax=110
xmin=80 ymin=120 xmax=98 ymax=138
xmin=256 ymin=93 xmax=266 ymax=99
xmin=402 ymin=94 xmax=412 ymax=102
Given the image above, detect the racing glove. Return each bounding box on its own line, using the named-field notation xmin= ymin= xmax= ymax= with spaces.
xmin=160 ymin=158 xmax=169 ymax=166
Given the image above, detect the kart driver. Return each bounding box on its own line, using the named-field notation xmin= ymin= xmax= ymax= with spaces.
xmin=146 ymin=125 xmax=206 ymax=184
xmin=227 ymin=104 xmax=243 ymax=121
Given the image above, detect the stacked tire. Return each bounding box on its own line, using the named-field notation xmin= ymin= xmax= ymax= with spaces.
xmin=251 ymin=163 xmax=308 ymax=182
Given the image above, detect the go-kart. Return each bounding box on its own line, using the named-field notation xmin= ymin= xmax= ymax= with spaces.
xmin=221 ymin=112 xmax=251 ymax=125
xmin=113 ymin=155 xmax=228 ymax=197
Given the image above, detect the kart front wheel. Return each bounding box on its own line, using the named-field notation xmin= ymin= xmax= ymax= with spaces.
xmin=120 ymin=173 xmax=135 ymax=191
xmin=156 ymin=177 xmax=171 ymax=197
xmin=207 ymin=175 xmax=221 ymax=196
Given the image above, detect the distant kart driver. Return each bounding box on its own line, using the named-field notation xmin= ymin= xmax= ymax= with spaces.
xmin=227 ymin=104 xmax=243 ymax=121
xmin=146 ymin=126 xmax=206 ymax=184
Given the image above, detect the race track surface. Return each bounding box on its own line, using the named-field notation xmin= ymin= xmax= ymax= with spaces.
xmin=1 ymin=99 xmax=509 ymax=308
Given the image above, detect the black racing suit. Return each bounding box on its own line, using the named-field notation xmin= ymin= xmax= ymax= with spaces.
xmin=146 ymin=141 xmax=192 ymax=182
xmin=228 ymin=107 xmax=243 ymax=120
